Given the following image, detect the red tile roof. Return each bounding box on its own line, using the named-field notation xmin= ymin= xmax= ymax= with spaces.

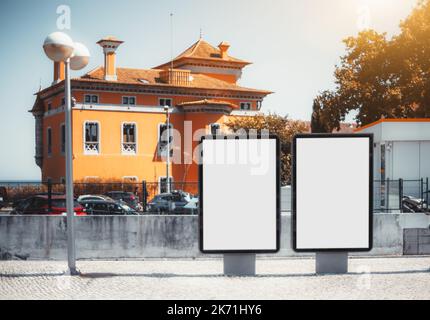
xmin=176 ymin=39 xmax=249 ymax=63
xmin=177 ymin=99 xmax=238 ymax=109
xmin=77 ymin=67 xmax=271 ymax=94
xmin=155 ymin=39 xmax=251 ymax=69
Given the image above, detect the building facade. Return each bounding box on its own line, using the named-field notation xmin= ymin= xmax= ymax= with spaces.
xmin=356 ymin=119 xmax=430 ymax=210
xmin=356 ymin=119 xmax=430 ymax=182
xmin=30 ymin=37 xmax=271 ymax=185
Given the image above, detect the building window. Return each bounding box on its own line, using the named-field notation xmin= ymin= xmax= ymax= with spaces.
xmin=158 ymin=123 xmax=173 ymax=157
xmin=61 ymin=97 xmax=65 ymax=106
xmin=159 ymin=98 xmax=172 ymax=107
xmin=210 ymin=123 xmax=221 ymax=136
xmin=256 ymin=100 xmax=262 ymax=109
xmin=159 ymin=176 xmax=173 ymax=194
xmin=47 ymin=103 xmax=52 ymax=111
xmin=84 ymin=94 xmax=99 ymax=104
xmin=47 ymin=127 xmax=52 ymax=156
xmin=240 ymin=102 xmax=251 ymax=110
xmin=60 ymin=124 xmax=65 ymax=154
xmin=122 ymin=96 xmax=136 ymax=105
xmin=122 ymin=123 xmax=137 ymax=154
xmin=84 ymin=121 xmax=100 ymax=154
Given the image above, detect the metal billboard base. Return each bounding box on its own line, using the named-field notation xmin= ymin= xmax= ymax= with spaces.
xmin=315 ymin=252 xmax=348 ymax=274
xmin=223 ymin=253 xmax=256 ymax=276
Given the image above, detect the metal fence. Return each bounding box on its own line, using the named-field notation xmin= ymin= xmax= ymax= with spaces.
xmin=0 ymin=180 xmax=199 ymax=215
xmin=0 ymin=178 xmax=428 ymax=215
xmin=373 ymin=178 xmax=429 ymax=213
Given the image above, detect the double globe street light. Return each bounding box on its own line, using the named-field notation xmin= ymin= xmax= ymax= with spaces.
xmin=43 ymin=32 xmax=90 ymax=275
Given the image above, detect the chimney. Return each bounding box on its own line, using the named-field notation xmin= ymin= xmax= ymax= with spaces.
xmin=97 ymin=36 xmax=123 ymax=81
xmin=218 ymin=41 xmax=230 ymax=59
xmin=53 ymin=61 xmax=65 ymax=84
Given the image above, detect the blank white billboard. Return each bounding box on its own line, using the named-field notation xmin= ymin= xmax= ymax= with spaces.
xmin=200 ymin=137 xmax=280 ymax=253
xmin=293 ymin=134 xmax=373 ymax=251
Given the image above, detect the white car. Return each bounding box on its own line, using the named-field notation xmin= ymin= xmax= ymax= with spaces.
xmin=77 ymin=194 xmax=114 ymax=203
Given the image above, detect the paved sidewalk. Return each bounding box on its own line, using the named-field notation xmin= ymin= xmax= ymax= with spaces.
xmin=0 ymin=257 xmax=429 ymax=300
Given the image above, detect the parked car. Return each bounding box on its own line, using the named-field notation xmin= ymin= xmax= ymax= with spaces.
xmin=147 ymin=190 xmax=198 ymax=214
xmin=77 ymin=194 xmax=114 ymax=202
xmin=104 ymin=191 xmax=141 ymax=211
xmin=402 ymin=195 xmax=429 ymax=213
xmin=80 ymin=199 xmax=138 ymax=215
xmin=0 ymin=187 xmax=7 ymax=209
xmin=10 ymin=195 xmax=86 ymax=215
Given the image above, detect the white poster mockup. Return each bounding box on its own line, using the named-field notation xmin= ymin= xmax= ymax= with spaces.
xmin=293 ymin=135 xmax=372 ymax=251
xmin=200 ymin=137 xmax=279 ymax=253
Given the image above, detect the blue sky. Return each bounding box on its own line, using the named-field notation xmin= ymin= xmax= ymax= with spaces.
xmin=0 ymin=0 xmax=417 ymax=180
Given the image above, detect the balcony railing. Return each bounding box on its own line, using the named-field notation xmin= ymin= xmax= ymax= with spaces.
xmin=122 ymin=142 xmax=136 ymax=154
xmin=84 ymin=142 xmax=99 ymax=154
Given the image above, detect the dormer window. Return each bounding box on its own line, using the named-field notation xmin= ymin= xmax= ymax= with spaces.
xmin=240 ymin=102 xmax=251 ymax=110
xmin=84 ymin=94 xmax=99 ymax=104
xmin=159 ymin=98 xmax=172 ymax=107
xmin=122 ymin=96 xmax=136 ymax=105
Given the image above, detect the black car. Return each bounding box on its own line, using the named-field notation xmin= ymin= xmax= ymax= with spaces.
xmin=104 ymin=191 xmax=141 ymax=211
xmin=0 ymin=187 xmax=7 ymax=209
xmin=80 ymin=199 xmax=138 ymax=215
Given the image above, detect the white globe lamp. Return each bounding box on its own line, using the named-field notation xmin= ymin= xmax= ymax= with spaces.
xmin=70 ymin=42 xmax=90 ymax=70
xmin=43 ymin=32 xmax=74 ymax=62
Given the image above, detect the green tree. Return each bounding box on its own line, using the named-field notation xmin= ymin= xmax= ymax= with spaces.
xmin=225 ymin=114 xmax=308 ymax=185
xmin=312 ymin=0 xmax=430 ymax=132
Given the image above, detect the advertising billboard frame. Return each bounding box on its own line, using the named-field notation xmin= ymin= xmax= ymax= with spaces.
xmin=199 ymin=134 xmax=281 ymax=254
xmin=292 ymin=133 xmax=374 ymax=253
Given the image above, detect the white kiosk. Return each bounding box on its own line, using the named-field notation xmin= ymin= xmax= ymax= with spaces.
xmin=199 ymin=135 xmax=280 ymax=276
xmin=292 ymin=134 xmax=373 ymax=274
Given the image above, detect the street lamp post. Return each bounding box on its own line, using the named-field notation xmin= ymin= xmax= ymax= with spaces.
xmin=43 ymin=32 xmax=90 ymax=275
xmin=164 ymin=105 xmax=171 ymax=194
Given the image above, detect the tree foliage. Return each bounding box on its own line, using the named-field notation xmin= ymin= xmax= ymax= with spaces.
xmin=312 ymin=0 xmax=430 ymax=132
xmin=225 ymin=114 xmax=308 ymax=185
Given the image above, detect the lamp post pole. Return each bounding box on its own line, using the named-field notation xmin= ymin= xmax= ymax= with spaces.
xmin=64 ymin=59 xmax=77 ymax=275
xmin=165 ymin=106 xmax=171 ymax=194
xmin=43 ymin=32 xmax=89 ymax=275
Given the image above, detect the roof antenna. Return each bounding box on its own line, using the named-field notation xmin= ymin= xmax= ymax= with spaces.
xmin=199 ymin=27 xmax=203 ymax=39
xmin=170 ymin=13 xmax=174 ymax=73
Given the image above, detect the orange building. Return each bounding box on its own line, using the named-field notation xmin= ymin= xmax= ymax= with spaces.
xmin=30 ymin=37 xmax=272 ymax=187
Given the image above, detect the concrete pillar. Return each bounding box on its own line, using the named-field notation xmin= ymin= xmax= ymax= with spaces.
xmin=315 ymin=252 xmax=348 ymax=274
xmin=223 ymin=253 xmax=256 ymax=276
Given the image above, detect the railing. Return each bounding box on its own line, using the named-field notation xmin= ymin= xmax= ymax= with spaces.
xmin=373 ymin=178 xmax=429 ymax=213
xmin=0 ymin=178 xmax=428 ymax=215
xmin=121 ymin=142 xmax=137 ymax=154
xmin=159 ymin=68 xmax=191 ymax=86
xmin=0 ymin=180 xmax=199 ymax=215
xmin=84 ymin=142 xmax=99 ymax=154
